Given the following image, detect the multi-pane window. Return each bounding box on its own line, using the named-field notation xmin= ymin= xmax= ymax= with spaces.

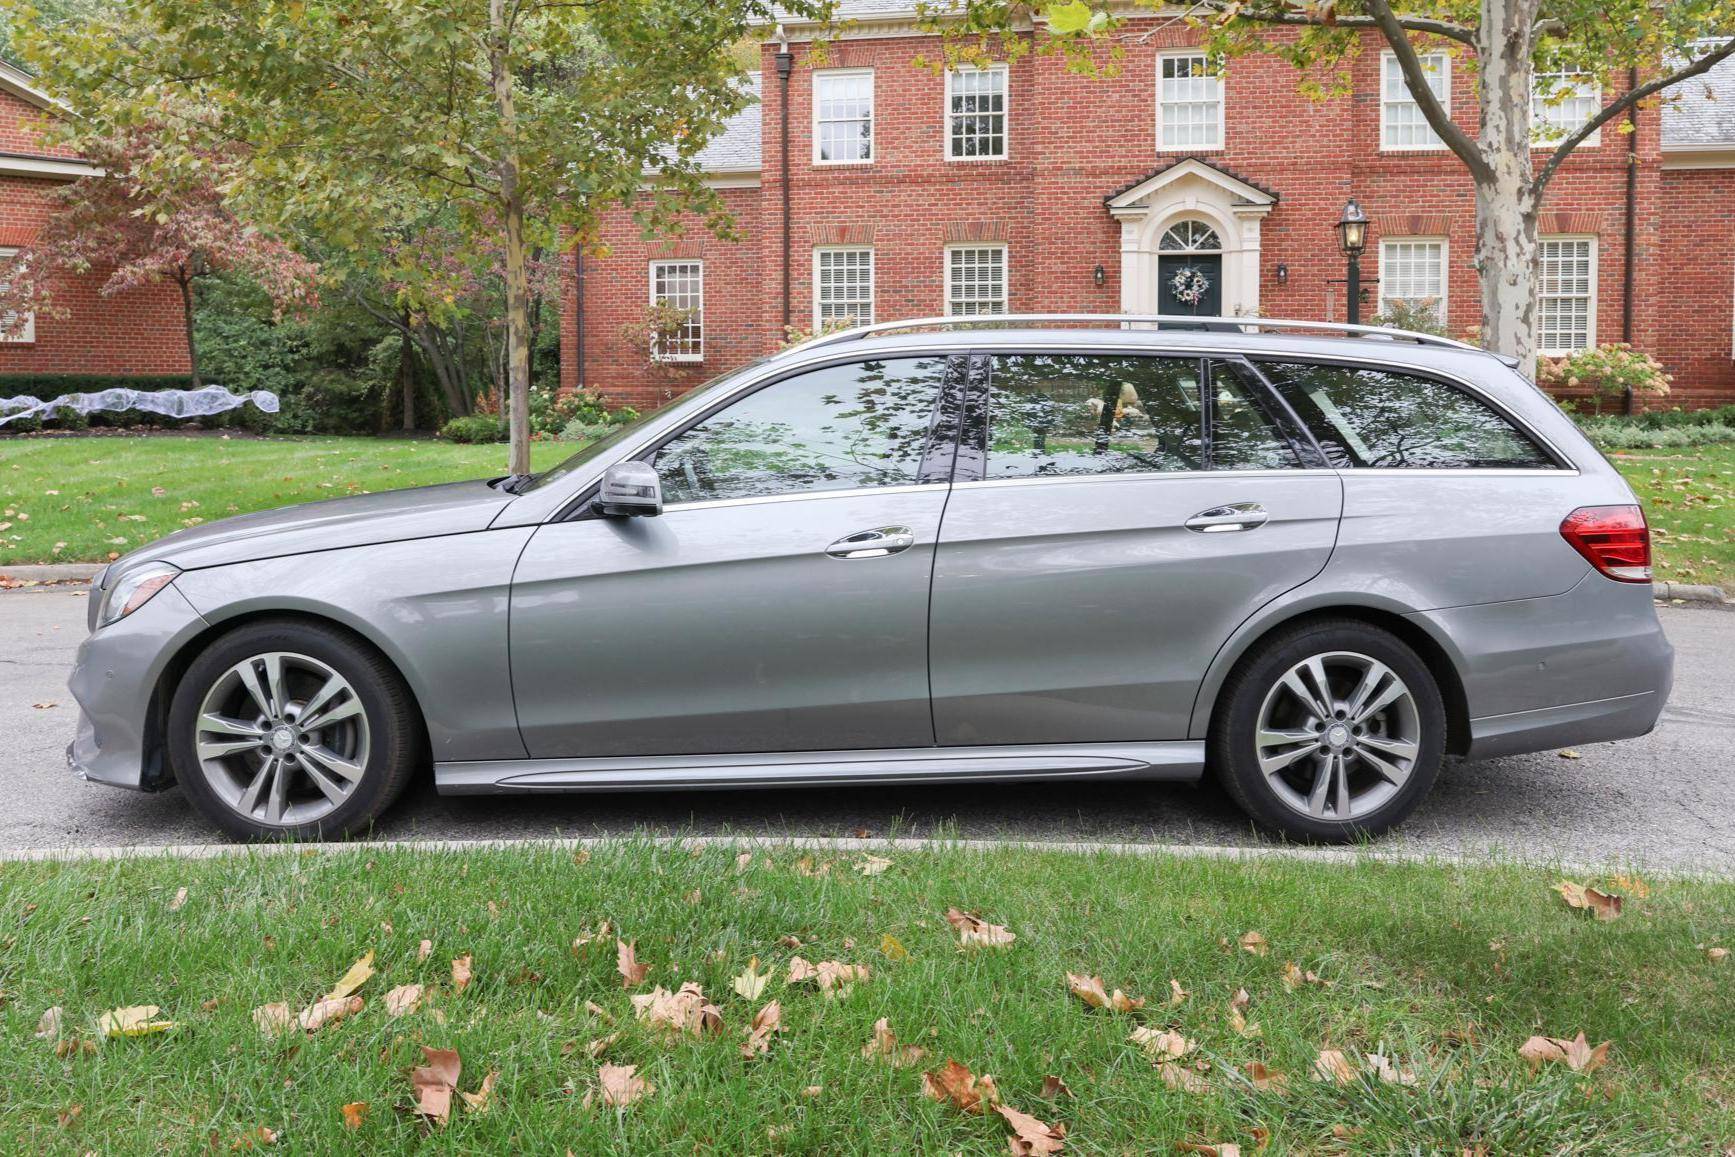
xmin=947 ymin=65 xmax=1008 ymax=159
xmin=946 ymin=245 xmax=1007 ymax=316
xmin=0 ymin=248 xmax=32 ymax=343
xmin=1381 ymin=52 xmax=1449 ymax=150
xmin=1157 ymin=53 xmax=1223 ymax=150
xmin=814 ymin=69 xmax=874 ymax=164
xmin=1537 ymin=237 xmax=1596 ymax=354
xmin=648 ymin=260 xmax=703 ymax=362
xmin=1379 ymin=239 xmax=1447 ymax=325
xmin=1532 ymin=67 xmax=1601 ymax=145
xmin=814 ymin=248 xmax=874 ymax=329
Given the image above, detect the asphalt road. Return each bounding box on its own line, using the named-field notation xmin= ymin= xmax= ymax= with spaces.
xmin=6 ymin=588 xmax=1735 ymax=869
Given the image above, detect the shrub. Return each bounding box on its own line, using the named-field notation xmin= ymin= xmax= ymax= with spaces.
xmin=1579 ymin=418 xmax=1735 ymax=450
xmin=529 ymin=385 xmax=635 ymax=439
xmin=558 ymin=418 xmax=615 ymax=444
xmin=440 ymin=414 xmax=507 ymax=444
xmin=1538 ymin=344 xmax=1671 ymax=416
xmin=1369 ymin=298 xmax=1449 ymax=338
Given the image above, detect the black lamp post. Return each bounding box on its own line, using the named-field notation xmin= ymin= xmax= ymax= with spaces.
xmin=1336 ymin=198 xmax=1369 ymax=325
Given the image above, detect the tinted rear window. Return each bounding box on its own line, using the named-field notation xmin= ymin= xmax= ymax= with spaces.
xmin=1255 ymin=360 xmax=1556 ymax=469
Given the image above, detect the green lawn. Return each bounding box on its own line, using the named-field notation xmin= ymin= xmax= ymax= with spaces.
xmin=0 ymin=435 xmax=572 ymax=567
xmin=2 ymin=843 xmax=1732 ymax=1152
xmin=1 ymin=434 xmax=1731 ymax=593
xmin=1609 ymin=444 xmax=1735 ymax=593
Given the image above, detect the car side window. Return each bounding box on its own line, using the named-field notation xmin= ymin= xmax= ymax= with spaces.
xmin=1207 ymin=360 xmax=1303 ymax=471
xmin=651 ymin=357 xmax=947 ymax=505
xmin=985 ymin=354 xmax=1205 ymax=478
xmin=1256 ymin=360 xmax=1555 ymax=469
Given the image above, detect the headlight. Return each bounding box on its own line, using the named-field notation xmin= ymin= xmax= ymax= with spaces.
xmin=98 ymin=562 xmax=180 ymax=628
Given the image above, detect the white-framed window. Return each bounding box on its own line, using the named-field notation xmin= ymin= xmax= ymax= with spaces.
xmin=1157 ymin=52 xmax=1224 ymax=151
xmin=0 ymin=248 xmax=33 ymax=343
xmin=945 ymin=245 xmax=1008 ymax=316
xmin=1536 ymin=236 xmax=1596 ymax=354
xmin=813 ymin=69 xmax=874 ymax=165
xmin=814 ymin=247 xmax=875 ymax=329
xmin=1379 ymin=238 xmax=1448 ymax=324
xmin=648 ymin=260 xmax=703 ymax=362
xmin=1381 ymin=51 xmax=1450 ymax=151
xmin=1531 ymin=66 xmax=1601 ymax=146
xmin=946 ymin=64 xmax=1008 ymax=160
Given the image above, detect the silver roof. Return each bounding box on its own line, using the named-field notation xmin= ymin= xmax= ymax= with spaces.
xmin=1662 ymin=44 xmax=1735 ymax=149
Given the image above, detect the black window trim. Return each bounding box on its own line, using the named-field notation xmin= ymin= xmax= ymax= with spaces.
xmin=1245 ymin=354 xmax=1570 ymax=471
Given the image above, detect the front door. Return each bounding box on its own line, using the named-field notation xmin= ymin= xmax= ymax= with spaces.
xmin=1157 ymin=252 xmax=1223 ymax=320
xmin=928 ymin=352 xmax=1342 ymax=746
xmin=509 ymin=355 xmax=958 ymax=759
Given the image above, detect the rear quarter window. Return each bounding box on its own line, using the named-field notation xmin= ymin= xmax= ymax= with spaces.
xmin=1255 ymin=360 xmax=1557 ymax=469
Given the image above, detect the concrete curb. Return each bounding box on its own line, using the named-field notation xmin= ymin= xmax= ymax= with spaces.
xmin=0 ymin=832 xmax=1715 ymax=878
xmin=0 ymin=562 xmax=100 ymax=583
xmin=1654 ymin=580 xmax=1730 ymax=604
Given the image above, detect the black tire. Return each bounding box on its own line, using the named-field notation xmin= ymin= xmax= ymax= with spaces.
xmin=168 ymin=619 xmax=422 ymax=841
xmin=1209 ymin=618 xmax=1446 ymax=843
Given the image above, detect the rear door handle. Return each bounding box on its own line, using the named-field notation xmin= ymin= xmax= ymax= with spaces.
xmin=1184 ymin=502 xmax=1268 ymax=533
xmin=826 ymin=525 xmax=917 ymax=559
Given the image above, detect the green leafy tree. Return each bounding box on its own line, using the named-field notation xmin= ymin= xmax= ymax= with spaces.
xmin=941 ymin=0 xmax=1735 ymax=376
xmin=13 ymin=0 xmax=825 ymax=473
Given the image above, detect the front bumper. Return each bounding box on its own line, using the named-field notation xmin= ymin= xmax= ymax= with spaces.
xmin=65 ymin=583 xmax=210 ymax=790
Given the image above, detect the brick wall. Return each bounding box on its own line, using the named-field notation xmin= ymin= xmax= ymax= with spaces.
xmin=1657 ymin=168 xmax=1735 ymax=406
xmin=0 ymin=90 xmax=190 ymax=378
xmin=568 ymin=23 xmax=1733 ymax=407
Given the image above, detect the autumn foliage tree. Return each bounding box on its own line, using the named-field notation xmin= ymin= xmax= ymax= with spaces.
xmin=0 ymin=122 xmax=317 ymax=387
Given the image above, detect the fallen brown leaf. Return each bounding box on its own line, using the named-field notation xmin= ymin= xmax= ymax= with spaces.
xmin=1518 ymin=1032 xmax=1611 ymax=1073
xmin=922 ymin=1059 xmax=1001 ymax=1114
xmin=340 ymin=1101 xmax=368 ymax=1130
xmin=862 ymin=1017 xmax=928 ymax=1067
xmin=1368 ymin=1052 xmax=1418 ymax=1086
xmin=593 ymin=1063 xmax=653 ymax=1107
xmin=1157 ymin=1063 xmax=1210 ymax=1094
xmin=1557 ymin=748 xmax=1582 ymax=760
xmin=1609 ymin=873 xmax=1650 ymax=899
xmin=731 ymin=957 xmax=770 ymax=1001
xmin=1066 ymin=972 xmax=1143 ymax=1012
xmin=741 ymin=999 xmax=784 ymax=1059
xmin=855 ymin=854 xmax=893 ymax=876
xmin=880 ymin=933 xmax=910 ymax=962
xmin=794 ymin=855 xmax=831 ymax=876
xmin=384 ymin=984 xmax=423 ymax=1018
xmin=1238 ymin=931 xmax=1269 ymax=956
xmin=630 ymin=982 xmax=723 ymax=1036
xmin=1280 ymin=962 xmax=1331 ymax=990
xmin=169 ymin=887 xmax=189 ymax=911
xmin=451 ymin=954 xmax=474 ymax=993
xmin=417 ymin=939 xmax=433 ymax=962
xmin=1177 ymin=1143 xmax=1242 ymax=1157
xmin=56 ymin=1104 xmax=81 ymax=1128
xmin=324 ymin=951 xmax=375 ymax=1001
xmin=787 ymin=956 xmax=871 ymax=992
xmin=1554 ymin=880 xmax=1622 ymax=921
xmin=411 ymin=1046 xmax=462 ymax=1125
xmin=1039 ymin=1074 xmax=1073 ymax=1099
xmin=1312 ymin=1049 xmax=1357 ymax=1085
xmin=98 ymin=1005 xmax=176 ymax=1038
xmin=585 ymin=1031 xmax=624 ymax=1058
xmin=1130 ymin=1026 xmax=1197 ymax=1060
xmin=1168 ymin=978 xmax=1189 ymax=1006
xmin=298 ymin=994 xmax=364 ymax=1033
xmin=584 ymin=999 xmax=615 ymax=1023
xmin=230 ymin=1126 xmax=278 ymax=1148
xmin=801 ymin=1084 xmax=822 ymax=1098
xmin=459 ymin=1070 xmax=498 ymax=1114
xmin=1228 ymin=988 xmax=1260 ymax=1038
xmin=1242 ymin=1061 xmax=1288 ymax=1092
xmin=945 ymin=907 xmax=1016 ymax=949
xmin=616 ymin=940 xmax=649 ymax=987
xmin=1708 ymin=946 xmax=1730 ymax=963
xmin=34 ymin=1006 xmax=62 ymax=1041
xmin=997 ymin=1103 xmax=1067 ymax=1155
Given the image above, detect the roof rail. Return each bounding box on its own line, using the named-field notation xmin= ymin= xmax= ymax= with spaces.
xmin=793 ymin=314 xmax=1483 ymax=354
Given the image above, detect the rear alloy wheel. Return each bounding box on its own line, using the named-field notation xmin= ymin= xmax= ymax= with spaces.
xmin=169 ymin=621 xmax=420 ymax=841
xmin=1212 ymin=621 xmax=1445 ymax=842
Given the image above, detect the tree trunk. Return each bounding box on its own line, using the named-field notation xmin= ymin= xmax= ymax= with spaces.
xmin=398 ymin=321 xmax=416 ymax=432
xmin=490 ymin=0 xmax=533 ymax=476
xmin=177 ymin=273 xmax=202 ymax=388
xmin=1474 ymin=0 xmax=1542 ymax=378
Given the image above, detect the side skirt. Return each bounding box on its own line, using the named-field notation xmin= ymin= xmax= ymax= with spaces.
xmin=435 ymin=741 xmax=1206 ymax=795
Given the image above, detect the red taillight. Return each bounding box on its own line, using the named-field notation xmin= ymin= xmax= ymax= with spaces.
xmin=1560 ymin=505 xmax=1651 ymax=583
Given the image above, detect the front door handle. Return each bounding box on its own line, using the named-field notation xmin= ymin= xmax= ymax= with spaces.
xmin=826 ymin=525 xmax=917 ymax=559
xmin=1184 ymin=502 xmax=1268 ymax=533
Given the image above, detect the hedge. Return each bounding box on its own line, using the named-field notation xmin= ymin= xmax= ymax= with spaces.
xmin=0 ymin=374 xmax=197 ymax=399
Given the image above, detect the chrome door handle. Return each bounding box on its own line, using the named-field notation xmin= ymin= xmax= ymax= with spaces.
xmin=826 ymin=525 xmax=917 ymax=559
xmin=1184 ymin=502 xmax=1268 ymax=533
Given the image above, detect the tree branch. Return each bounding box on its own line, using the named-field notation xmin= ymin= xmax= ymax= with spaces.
xmin=1363 ymin=0 xmax=1493 ymax=182
xmin=1190 ymin=0 xmax=1476 ymax=47
xmin=1536 ymin=37 xmax=1735 ymax=190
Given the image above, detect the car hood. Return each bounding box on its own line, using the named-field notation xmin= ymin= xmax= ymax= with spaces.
xmin=116 ymin=479 xmax=518 ymax=572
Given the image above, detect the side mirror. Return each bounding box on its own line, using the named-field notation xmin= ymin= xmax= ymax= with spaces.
xmin=592 ymin=460 xmax=663 ymax=518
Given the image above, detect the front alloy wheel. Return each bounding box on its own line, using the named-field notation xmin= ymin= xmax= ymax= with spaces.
xmin=1212 ymin=620 xmax=1445 ymax=842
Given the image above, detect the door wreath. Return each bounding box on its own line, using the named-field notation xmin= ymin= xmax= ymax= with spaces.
xmin=1169 ymin=265 xmax=1212 ymax=307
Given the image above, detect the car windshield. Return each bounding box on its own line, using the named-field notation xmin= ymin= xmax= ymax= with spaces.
xmin=518 ymin=355 xmax=781 ymax=492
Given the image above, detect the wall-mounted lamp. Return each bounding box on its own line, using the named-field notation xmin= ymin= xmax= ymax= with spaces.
xmin=1275 ymin=263 xmax=1288 ymax=286
xmin=1092 ymin=264 xmax=1106 ymax=288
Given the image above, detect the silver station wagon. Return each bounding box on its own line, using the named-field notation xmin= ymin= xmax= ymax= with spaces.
xmin=69 ymin=317 xmax=1674 ymax=842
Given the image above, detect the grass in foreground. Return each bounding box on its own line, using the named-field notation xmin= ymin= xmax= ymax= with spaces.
xmin=1611 ymin=444 xmax=1735 ymax=593
xmin=0 ymin=435 xmax=572 ymax=566
xmin=2 ymin=844 xmax=1732 ymax=1152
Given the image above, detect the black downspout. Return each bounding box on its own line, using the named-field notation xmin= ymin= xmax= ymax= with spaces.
xmin=777 ymin=46 xmax=794 ymax=336
xmin=1622 ymin=66 xmax=1639 ymax=414
xmin=575 ymin=248 xmax=586 ymax=394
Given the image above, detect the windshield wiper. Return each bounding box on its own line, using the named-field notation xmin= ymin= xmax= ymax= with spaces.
xmin=491 ymin=473 xmax=536 ymax=494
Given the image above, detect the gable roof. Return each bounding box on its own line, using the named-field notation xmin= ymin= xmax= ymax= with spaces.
xmin=694 ymin=75 xmax=762 ymax=173
xmin=1662 ymin=43 xmax=1735 ymax=152
xmin=1105 ymin=156 xmax=1279 ymax=209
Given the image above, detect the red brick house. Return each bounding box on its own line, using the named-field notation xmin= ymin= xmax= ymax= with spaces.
xmin=565 ymin=14 xmax=1735 ymax=411
xmin=0 ymin=59 xmax=188 ymax=382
